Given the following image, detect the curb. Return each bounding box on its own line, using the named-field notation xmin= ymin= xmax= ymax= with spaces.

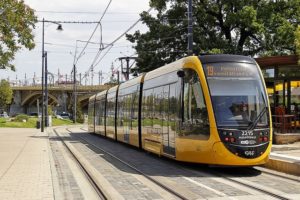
xmin=264 ymin=156 xmax=300 ymax=176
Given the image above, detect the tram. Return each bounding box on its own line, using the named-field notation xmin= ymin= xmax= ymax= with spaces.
xmin=88 ymin=55 xmax=272 ymax=166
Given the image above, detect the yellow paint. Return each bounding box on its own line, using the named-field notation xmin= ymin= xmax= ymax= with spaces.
xmin=91 ymin=56 xmax=272 ymax=166
xmin=173 ymin=56 xmax=272 ymax=165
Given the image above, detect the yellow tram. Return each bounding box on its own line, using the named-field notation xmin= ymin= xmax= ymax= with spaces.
xmin=88 ymin=55 xmax=272 ymax=166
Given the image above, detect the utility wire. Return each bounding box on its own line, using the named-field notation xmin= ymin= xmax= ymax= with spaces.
xmin=37 ymin=20 xmax=99 ymax=24
xmin=36 ymin=10 xmax=141 ymax=15
xmin=75 ymin=0 xmax=112 ymax=65
xmin=84 ymin=7 xmax=153 ymax=76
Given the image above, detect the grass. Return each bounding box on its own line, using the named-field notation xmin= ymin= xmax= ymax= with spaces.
xmin=0 ymin=117 xmax=77 ymax=128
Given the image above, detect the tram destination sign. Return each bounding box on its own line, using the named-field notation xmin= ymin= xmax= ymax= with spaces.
xmin=205 ymin=64 xmax=255 ymax=77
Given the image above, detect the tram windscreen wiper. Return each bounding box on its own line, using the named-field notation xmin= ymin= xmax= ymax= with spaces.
xmin=247 ymin=107 xmax=267 ymax=130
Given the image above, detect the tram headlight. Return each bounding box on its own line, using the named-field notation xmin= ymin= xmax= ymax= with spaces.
xmin=230 ymin=137 xmax=236 ymax=143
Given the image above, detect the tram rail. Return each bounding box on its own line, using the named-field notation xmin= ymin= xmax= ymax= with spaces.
xmin=52 ymin=128 xmax=107 ymax=200
xmin=67 ymin=127 xmax=300 ymax=200
xmin=65 ymin=128 xmax=188 ymax=200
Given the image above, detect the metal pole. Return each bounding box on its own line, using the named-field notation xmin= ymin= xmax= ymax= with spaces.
xmin=91 ymin=66 xmax=94 ymax=85
xmin=45 ymin=51 xmax=48 ymax=127
xmin=37 ymin=99 xmax=39 ymax=118
xmin=117 ymin=70 xmax=120 ymax=84
xmin=187 ymin=0 xmax=193 ymax=56
xmin=98 ymin=71 xmax=101 ymax=85
xmin=73 ymin=64 xmax=77 ymax=123
xmin=126 ymin=57 xmax=129 ymax=81
xmin=100 ymin=71 xmax=102 ymax=85
xmin=41 ymin=18 xmax=45 ymax=132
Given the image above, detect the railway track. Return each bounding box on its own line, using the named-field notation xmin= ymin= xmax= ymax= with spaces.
xmin=65 ymin=128 xmax=188 ymax=200
xmin=52 ymin=128 xmax=107 ymax=200
xmin=65 ymin=127 xmax=299 ymax=200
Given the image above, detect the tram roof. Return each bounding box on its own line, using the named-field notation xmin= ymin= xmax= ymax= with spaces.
xmin=143 ymin=58 xmax=186 ymax=81
xmin=199 ymin=54 xmax=256 ymax=64
xmin=119 ymin=74 xmax=145 ymax=90
xmin=96 ymin=90 xmax=107 ymax=100
xmin=89 ymin=94 xmax=96 ymax=101
xmin=107 ymin=84 xmax=119 ymax=94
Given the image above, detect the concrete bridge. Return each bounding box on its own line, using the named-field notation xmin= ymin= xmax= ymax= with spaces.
xmin=10 ymin=84 xmax=112 ymax=116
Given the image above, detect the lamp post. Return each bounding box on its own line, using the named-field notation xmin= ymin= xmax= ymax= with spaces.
xmin=73 ymin=64 xmax=77 ymax=123
xmin=187 ymin=0 xmax=193 ymax=56
xmin=41 ymin=18 xmax=63 ymax=132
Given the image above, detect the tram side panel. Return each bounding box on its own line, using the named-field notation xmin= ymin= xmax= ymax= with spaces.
xmin=94 ymin=99 xmax=101 ymax=134
xmin=106 ymin=86 xmax=119 ymax=140
xmin=141 ymin=68 xmax=181 ymax=157
xmin=88 ymin=95 xmax=96 ymax=133
xmin=117 ymin=84 xmax=140 ymax=147
xmin=95 ymin=91 xmax=107 ymax=137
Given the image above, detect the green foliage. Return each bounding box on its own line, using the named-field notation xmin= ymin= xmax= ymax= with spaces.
xmin=0 ymin=117 xmax=6 ymax=123
xmin=52 ymin=118 xmax=73 ymax=126
xmin=15 ymin=114 xmax=29 ymax=122
xmin=127 ymin=0 xmax=300 ymax=73
xmin=295 ymin=25 xmax=300 ymax=64
xmin=0 ymin=117 xmax=74 ymax=128
xmin=47 ymin=105 xmax=54 ymax=116
xmin=68 ymin=96 xmax=84 ymax=123
xmin=0 ymin=0 xmax=37 ymax=71
xmin=0 ymin=117 xmax=37 ymax=128
xmin=76 ymin=101 xmax=84 ymax=123
xmin=0 ymin=79 xmax=13 ymax=109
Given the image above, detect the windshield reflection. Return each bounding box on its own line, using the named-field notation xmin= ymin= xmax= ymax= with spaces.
xmin=204 ymin=63 xmax=269 ymax=128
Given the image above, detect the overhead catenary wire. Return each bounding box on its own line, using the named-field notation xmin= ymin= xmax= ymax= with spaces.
xmin=37 ymin=20 xmax=99 ymax=24
xmin=36 ymin=10 xmax=141 ymax=15
xmin=75 ymin=0 xmax=112 ymax=66
xmin=83 ymin=7 xmax=153 ymax=78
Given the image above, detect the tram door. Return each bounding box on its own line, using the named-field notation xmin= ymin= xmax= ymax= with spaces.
xmin=162 ymin=84 xmax=176 ymax=156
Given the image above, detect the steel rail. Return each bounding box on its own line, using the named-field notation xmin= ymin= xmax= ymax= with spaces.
xmin=72 ymin=127 xmax=293 ymax=200
xmin=66 ymin=128 xmax=188 ymax=200
xmin=52 ymin=128 xmax=107 ymax=200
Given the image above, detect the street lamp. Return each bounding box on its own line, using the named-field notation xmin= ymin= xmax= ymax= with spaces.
xmin=41 ymin=18 xmax=63 ymax=132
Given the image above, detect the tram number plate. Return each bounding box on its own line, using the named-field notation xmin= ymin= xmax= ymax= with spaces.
xmin=241 ymin=130 xmax=254 ymax=136
xmin=244 ymin=150 xmax=255 ymax=156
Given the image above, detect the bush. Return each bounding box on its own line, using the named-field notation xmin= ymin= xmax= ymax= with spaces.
xmin=15 ymin=114 xmax=29 ymax=122
xmin=0 ymin=117 xmax=6 ymax=123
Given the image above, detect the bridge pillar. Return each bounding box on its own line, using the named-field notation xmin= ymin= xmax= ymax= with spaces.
xmin=9 ymin=91 xmax=24 ymax=116
xmin=55 ymin=92 xmax=68 ymax=113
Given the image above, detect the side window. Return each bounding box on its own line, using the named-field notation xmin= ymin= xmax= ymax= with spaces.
xmin=143 ymin=89 xmax=153 ymax=129
xmin=182 ymin=69 xmax=209 ymax=139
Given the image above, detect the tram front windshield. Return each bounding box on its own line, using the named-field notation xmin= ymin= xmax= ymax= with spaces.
xmin=203 ymin=62 xmax=268 ymax=128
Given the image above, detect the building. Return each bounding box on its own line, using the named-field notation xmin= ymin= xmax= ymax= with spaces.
xmin=256 ymin=55 xmax=300 ymax=137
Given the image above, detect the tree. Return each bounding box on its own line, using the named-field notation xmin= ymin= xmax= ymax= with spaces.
xmin=0 ymin=79 xmax=13 ymax=110
xmin=0 ymin=0 xmax=37 ymax=71
xmin=295 ymin=25 xmax=300 ymax=64
xmin=127 ymin=0 xmax=300 ymax=73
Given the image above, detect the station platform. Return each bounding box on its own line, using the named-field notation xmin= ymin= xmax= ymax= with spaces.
xmin=265 ymin=141 xmax=300 ymax=176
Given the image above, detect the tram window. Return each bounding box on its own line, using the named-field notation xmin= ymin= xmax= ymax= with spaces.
xmin=131 ymin=92 xmax=139 ymax=129
xmin=181 ymin=69 xmax=209 ymax=139
xmin=100 ymin=99 xmax=105 ymax=126
xmin=153 ymin=87 xmax=163 ymax=134
xmin=106 ymin=97 xmax=115 ymax=127
xmin=142 ymin=89 xmax=154 ymax=129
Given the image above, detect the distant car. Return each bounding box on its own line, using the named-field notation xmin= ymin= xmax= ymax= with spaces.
xmin=57 ymin=112 xmax=70 ymax=119
xmin=29 ymin=112 xmax=41 ymax=117
xmin=0 ymin=112 xmax=8 ymax=118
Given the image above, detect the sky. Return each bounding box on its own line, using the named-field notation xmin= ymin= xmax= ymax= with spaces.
xmin=1 ymin=0 xmax=150 ymax=85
